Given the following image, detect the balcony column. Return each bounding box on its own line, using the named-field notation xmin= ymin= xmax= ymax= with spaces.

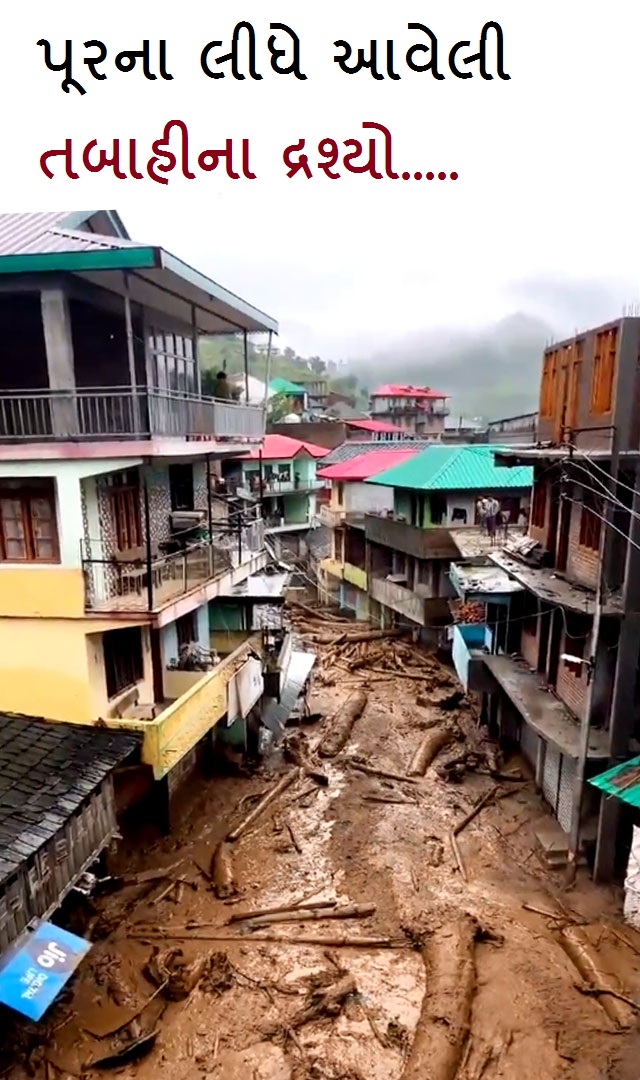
xmin=41 ymin=288 xmax=78 ymax=437
xmin=123 ymin=276 xmax=141 ymax=435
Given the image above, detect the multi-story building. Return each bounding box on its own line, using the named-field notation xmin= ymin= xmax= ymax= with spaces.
xmin=316 ymin=446 xmax=419 ymax=617
xmin=270 ymin=418 xmax=410 ymax=450
xmin=0 ymin=209 xmax=279 ymax=819
xmin=369 ymin=383 xmax=449 ymax=439
xmin=364 ymin=445 xmax=532 ymax=635
xmin=449 ymin=318 xmax=640 ymax=880
xmin=224 ymin=433 xmax=328 ymax=556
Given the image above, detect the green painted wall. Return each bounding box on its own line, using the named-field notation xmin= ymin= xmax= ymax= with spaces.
xmin=242 ymin=454 xmax=318 ymax=487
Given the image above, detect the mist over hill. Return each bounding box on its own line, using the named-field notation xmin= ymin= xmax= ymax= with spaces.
xmin=348 ymin=312 xmax=553 ymax=420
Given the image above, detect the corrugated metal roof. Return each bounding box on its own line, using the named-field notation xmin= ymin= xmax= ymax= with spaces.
xmin=269 ymin=378 xmax=306 ymax=395
xmin=0 ymin=714 xmax=138 ymax=885
xmin=321 ymin=439 xmax=428 ymax=467
xmin=589 ymin=756 xmax=640 ymax=807
xmin=318 ymin=448 xmax=419 ymax=481
xmin=345 ymin=419 xmax=406 ymax=434
xmin=0 ymin=214 xmax=144 ymax=256
xmin=243 ymin=434 xmax=328 ymax=460
xmin=367 ymin=444 xmax=534 ymax=492
xmin=371 ymin=384 xmax=448 ymax=399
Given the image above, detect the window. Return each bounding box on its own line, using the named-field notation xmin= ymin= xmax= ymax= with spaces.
xmin=0 ymin=480 xmax=59 ymax=563
xmin=430 ymin=494 xmax=446 ymax=525
xmin=106 ymin=471 xmax=142 ymax=552
xmin=147 ymin=326 xmax=197 ymax=396
xmin=169 ymin=464 xmax=194 ymax=512
xmin=176 ymin=611 xmax=198 ymax=650
xmin=336 ymin=482 xmax=345 ymax=506
xmin=590 ymin=328 xmax=617 ymax=414
xmin=579 ymin=489 xmax=602 ymax=551
xmin=530 ymin=480 xmax=547 ymax=529
xmin=103 ymin=626 xmax=144 ymax=699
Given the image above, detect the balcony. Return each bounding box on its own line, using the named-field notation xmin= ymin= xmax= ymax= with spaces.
xmin=365 ymin=514 xmax=459 ymax=559
xmin=451 ymin=624 xmax=493 ymax=692
xmin=106 ymin=637 xmax=258 ymax=779
xmin=366 ymin=578 xmax=431 ymax=630
xmin=83 ymin=522 xmax=265 ymax=615
xmin=343 ymin=562 xmax=367 ymax=591
xmin=319 ymin=504 xmax=346 ymax=528
xmin=0 ymin=387 xmax=264 ymax=443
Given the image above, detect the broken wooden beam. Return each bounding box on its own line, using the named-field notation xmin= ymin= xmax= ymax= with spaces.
xmin=246 ymin=902 xmax=375 ymax=928
xmin=347 ymin=760 xmax=418 ymax=785
xmin=559 ymin=926 xmax=637 ymax=1029
xmin=226 ymin=768 xmax=302 ymax=842
xmin=210 ymin=841 xmax=237 ymax=899
xmin=228 ymin=899 xmax=337 ymax=924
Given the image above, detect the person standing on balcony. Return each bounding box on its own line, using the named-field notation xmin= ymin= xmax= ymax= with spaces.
xmin=212 ymin=371 xmax=232 ymax=399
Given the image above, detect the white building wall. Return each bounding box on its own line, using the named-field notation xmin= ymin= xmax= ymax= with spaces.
xmin=345 ymin=482 xmax=395 ymax=514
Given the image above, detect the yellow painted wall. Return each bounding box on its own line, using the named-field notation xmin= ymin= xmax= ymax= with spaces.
xmin=0 ymin=616 xmax=153 ymax=724
xmin=0 ymin=618 xmax=93 ymax=722
xmin=0 ymin=568 xmax=86 ymax=618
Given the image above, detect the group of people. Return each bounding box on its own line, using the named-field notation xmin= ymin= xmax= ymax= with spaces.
xmin=476 ymin=497 xmax=527 ymax=543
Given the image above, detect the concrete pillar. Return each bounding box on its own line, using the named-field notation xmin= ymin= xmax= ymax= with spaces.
xmin=594 ymin=473 xmax=640 ymax=882
xmin=41 ymin=288 xmax=78 ymax=437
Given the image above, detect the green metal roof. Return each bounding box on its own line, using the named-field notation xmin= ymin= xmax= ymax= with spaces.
xmin=269 ymin=377 xmax=306 ymax=395
xmin=589 ymin=756 xmax=640 ymax=807
xmin=366 ymin=444 xmax=534 ymax=492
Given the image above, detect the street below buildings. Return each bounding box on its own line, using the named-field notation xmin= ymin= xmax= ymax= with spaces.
xmin=3 ymin=614 xmax=640 ymax=1080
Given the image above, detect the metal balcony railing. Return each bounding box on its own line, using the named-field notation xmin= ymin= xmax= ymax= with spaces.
xmin=83 ymin=520 xmax=265 ymax=614
xmin=0 ymin=387 xmax=265 ymax=442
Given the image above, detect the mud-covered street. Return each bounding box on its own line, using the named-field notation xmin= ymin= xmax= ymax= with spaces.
xmin=3 ymin=614 xmax=640 ymax=1080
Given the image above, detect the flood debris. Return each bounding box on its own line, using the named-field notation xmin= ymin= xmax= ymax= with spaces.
xmin=226 ymin=768 xmax=302 ymax=841
xmin=448 ymin=786 xmax=500 ymax=881
xmin=401 ymin=915 xmax=480 ymax=1080
xmin=266 ymin=973 xmax=358 ymax=1038
xmin=346 ymin=757 xmax=418 ymax=785
xmin=229 ymin=898 xmax=338 ymax=924
xmin=284 ymin=731 xmax=329 ymax=785
xmin=210 ymin=840 xmax=237 ymax=898
xmin=408 ymin=727 xmax=454 ymax=776
xmin=144 ymin=946 xmax=234 ymax=1000
xmin=89 ymin=1029 xmax=159 ymax=1070
xmin=318 ymin=691 xmax=368 ymax=758
xmin=559 ymin=926 xmax=637 ymax=1028
xmin=245 ymin=902 xmax=376 ymax=929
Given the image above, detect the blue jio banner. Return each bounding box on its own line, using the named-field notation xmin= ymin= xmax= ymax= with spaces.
xmin=0 ymin=922 xmax=91 ymax=1021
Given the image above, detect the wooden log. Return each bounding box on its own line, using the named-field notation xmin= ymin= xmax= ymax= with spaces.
xmin=559 ymin=926 xmax=636 ymax=1028
xmin=408 ymin=729 xmax=453 ymax=776
xmin=229 ymin=899 xmax=337 ymax=924
xmin=246 ymin=902 xmax=375 ymax=928
xmin=226 ymin=768 xmax=302 ymax=842
xmin=318 ymin=692 xmax=368 ymax=758
xmin=210 ymin=841 xmax=237 ymax=898
xmin=347 ymin=760 xmax=418 ymax=785
xmin=402 ymin=916 xmax=478 ymax=1080
xmin=129 ymin=931 xmax=399 ymax=947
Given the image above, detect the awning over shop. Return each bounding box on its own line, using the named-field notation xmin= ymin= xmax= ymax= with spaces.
xmin=261 ymin=650 xmax=317 ymax=737
xmin=589 ymin=756 xmax=640 ymax=807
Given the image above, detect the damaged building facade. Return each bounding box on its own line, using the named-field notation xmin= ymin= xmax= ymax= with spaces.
xmin=450 ymin=317 xmax=640 ymax=880
xmin=0 ymin=210 xmax=297 ymax=830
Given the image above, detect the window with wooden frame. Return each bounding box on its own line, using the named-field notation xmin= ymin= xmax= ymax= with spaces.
xmin=103 ymin=626 xmax=144 ymax=699
xmin=590 ymin=328 xmax=617 ymax=415
xmin=578 ymin=488 xmax=602 ymax=551
xmin=540 ymin=351 xmax=558 ymax=418
xmin=106 ymin=470 xmax=142 ymax=552
xmin=0 ymin=480 xmax=59 ymax=563
xmin=530 ymin=479 xmax=547 ymax=529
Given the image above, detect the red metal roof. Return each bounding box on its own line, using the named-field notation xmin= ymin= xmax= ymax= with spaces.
xmin=317 ymin=448 xmax=418 ymax=481
xmin=244 ymin=433 xmax=328 ymax=460
xmin=371 ymin=384 xmax=448 ymax=399
xmin=345 ymin=419 xmax=406 ymax=434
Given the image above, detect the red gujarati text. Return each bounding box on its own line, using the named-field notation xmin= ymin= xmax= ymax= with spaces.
xmin=284 ymin=122 xmax=399 ymax=180
xmin=39 ymin=121 xmax=257 ymax=184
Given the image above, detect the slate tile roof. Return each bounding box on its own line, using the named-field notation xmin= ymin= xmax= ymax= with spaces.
xmin=0 ymin=715 xmax=139 ymax=885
